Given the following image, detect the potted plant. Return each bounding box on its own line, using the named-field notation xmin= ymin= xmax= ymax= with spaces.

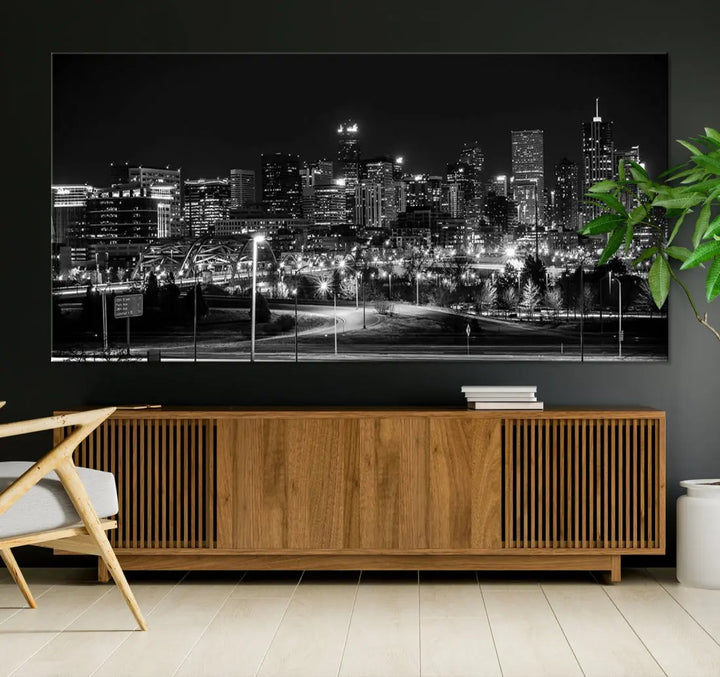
xmin=579 ymin=127 xmax=720 ymax=588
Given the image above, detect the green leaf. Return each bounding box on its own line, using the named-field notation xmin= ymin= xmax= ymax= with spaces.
xmin=652 ymin=194 xmax=705 ymax=210
xmin=667 ymin=211 xmax=688 ymax=245
xmin=705 ymin=128 xmax=720 ymax=144
xmin=665 ymin=246 xmax=692 ymax=262
xmin=659 ymin=161 xmax=691 ymax=179
xmin=628 ymin=204 xmax=648 ymax=226
xmin=680 ymin=240 xmax=720 ymax=270
xmin=578 ymin=214 xmax=626 ymax=236
xmin=693 ymin=203 xmax=712 ymax=247
xmin=687 ymin=179 xmax=720 ymax=194
xmin=585 ymin=192 xmax=628 ymax=216
xmin=678 ymin=139 xmax=703 ymax=156
xmin=648 ymin=256 xmax=671 ymax=309
xmin=694 ymin=134 xmax=720 ymax=150
xmin=617 ymin=159 xmax=626 ymax=185
xmin=598 ymin=228 xmax=626 ymax=266
xmin=633 ymin=247 xmax=658 ymax=265
xmin=628 ymin=160 xmax=648 ymax=179
xmin=624 ymin=223 xmax=634 ymax=253
xmin=705 ymin=215 xmax=720 ymax=239
xmin=681 ymin=169 xmax=710 ymax=185
xmin=588 ymin=180 xmax=617 ymax=193
xmin=692 ymin=154 xmax=720 ymax=175
xmin=706 ymin=257 xmax=720 ymax=302
xmin=707 ymin=185 xmax=720 ymax=203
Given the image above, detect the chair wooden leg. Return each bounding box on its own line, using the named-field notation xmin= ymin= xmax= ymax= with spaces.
xmin=55 ymin=461 xmax=148 ymax=630
xmin=0 ymin=548 xmax=37 ymax=609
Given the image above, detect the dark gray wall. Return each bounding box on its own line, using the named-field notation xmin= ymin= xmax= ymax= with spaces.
xmin=1 ymin=0 xmax=718 ymax=566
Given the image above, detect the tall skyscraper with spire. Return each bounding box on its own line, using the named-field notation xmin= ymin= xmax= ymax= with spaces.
xmin=337 ymin=120 xmax=360 ymax=224
xmin=581 ymin=98 xmax=614 ymax=223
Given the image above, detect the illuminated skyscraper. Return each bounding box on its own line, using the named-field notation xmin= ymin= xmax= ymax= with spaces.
xmin=490 ymin=175 xmax=508 ymax=198
xmin=458 ymin=141 xmax=485 ymax=220
xmin=355 ymin=181 xmax=383 ymax=228
xmin=85 ymin=185 xmax=160 ymax=244
xmin=362 ymin=156 xmax=398 ymax=227
xmin=110 ymin=163 xmax=183 ymax=236
xmin=261 ymin=153 xmax=303 ymax=217
xmin=51 ymin=184 xmax=94 ymax=243
xmin=581 ymin=99 xmax=614 ymax=222
xmin=511 ymin=130 xmax=544 ymax=228
xmin=405 ymin=175 xmax=442 ymax=213
xmin=553 ymin=158 xmax=579 ymax=232
xmin=313 ymin=182 xmax=346 ymax=226
xmin=183 ymin=178 xmax=231 ymax=237
xmin=336 ymin=120 xmax=360 ymax=223
xmin=445 ymin=162 xmax=474 ymax=220
xmin=302 ymin=160 xmax=334 ymax=188
xmin=229 ymin=169 xmax=256 ymax=211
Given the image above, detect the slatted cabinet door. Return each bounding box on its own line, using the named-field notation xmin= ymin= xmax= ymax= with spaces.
xmin=502 ymin=416 xmax=664 ymax=553
xmin=65 ymin=416 xmax=218 ymax=550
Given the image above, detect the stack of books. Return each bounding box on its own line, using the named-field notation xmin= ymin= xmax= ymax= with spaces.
xmin=462 ymin=385 xmax=543 ymax=410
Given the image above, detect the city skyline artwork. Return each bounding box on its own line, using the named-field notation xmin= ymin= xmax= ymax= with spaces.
xmin=51 ymin=53 xmax=669 ymax=362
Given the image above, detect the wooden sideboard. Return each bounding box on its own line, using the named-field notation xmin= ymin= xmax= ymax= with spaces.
xmin=54 ymin=407 xmax=666 ymax=582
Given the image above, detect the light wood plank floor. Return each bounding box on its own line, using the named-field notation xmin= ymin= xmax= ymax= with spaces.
xmin=1 ymin=567 xmax=719 ymax=677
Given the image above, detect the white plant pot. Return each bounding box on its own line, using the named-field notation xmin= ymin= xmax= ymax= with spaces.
xmin=677 ymin=479 xmax=720 ymax=588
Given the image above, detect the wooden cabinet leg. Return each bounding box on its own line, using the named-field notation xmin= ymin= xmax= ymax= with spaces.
xmin=98 ymin=558 xmax=110 ymax=583
xmin=600 ymin=556 xmax=622 ymax=584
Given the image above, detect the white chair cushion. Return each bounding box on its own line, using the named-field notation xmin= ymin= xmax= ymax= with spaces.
xmin=0 ymin=462 xmax=118 ymax=539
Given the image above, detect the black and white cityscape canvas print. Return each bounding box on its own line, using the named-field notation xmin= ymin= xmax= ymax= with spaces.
xmin=52 ymin=53 xmax=668 ymax=362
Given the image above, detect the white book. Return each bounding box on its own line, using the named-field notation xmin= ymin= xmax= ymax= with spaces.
xmin=467 ymin=401 xmax=544 ymax=410
xmin=461 ymin=385 xmax=537 ymax=394
xmin=466 ymin=395 xmax=537 ymax=402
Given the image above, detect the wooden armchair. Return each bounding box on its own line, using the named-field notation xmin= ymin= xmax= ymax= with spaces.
xmin=0 ymin=404 xmax=147 ymax=630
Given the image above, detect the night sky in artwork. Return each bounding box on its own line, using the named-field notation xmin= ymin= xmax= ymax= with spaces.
xmin=52 ymin=53 xmax=668 ymax=186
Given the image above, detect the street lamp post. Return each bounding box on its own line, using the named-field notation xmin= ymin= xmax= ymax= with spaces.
xmin=361 ymin=268 xmax=366 ymax=329
xmin=250 ymin=234 xmax=265 ymax=363
xmin=333 ymin=291 xmax=338 ymax=355
xmin=579 ymin=264 xmax=585 ymax=362
xmin=293 ymin=288 xmax=298 ymax=363
xmin=534 ymin=180 xmax=539 ymax=261
xmin=193 ymin=266 xmax=198 ymax=362
xmin=610 ymin=272 xmax=623 ymax=358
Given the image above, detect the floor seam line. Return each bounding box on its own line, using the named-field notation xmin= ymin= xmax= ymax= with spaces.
xmin=591 ymin=570 xmax=669 ymax=677
xmin=0 ymin=582 xmax=55 ymax=627
xmin=646 ymin=567 xmax=720 ymax=650
xmin=254 ymin=570 xmax=305 ymax=677
xmin=417 ymin=570 xmax=421 ymax=677
xmin=7 ymin=582 xmax=115 ymax=677
xmin=89 ymin=569 xmax=191 ymax=677
xmin=539 ymin=582 xmax=587 ymax=677
xmin=171 ymin=571 xmax=247 ymax=677
xmin=477 ymin=571 xmax=504 ymax=677
xmin=336 ymin=570 xmax=362 ymax=677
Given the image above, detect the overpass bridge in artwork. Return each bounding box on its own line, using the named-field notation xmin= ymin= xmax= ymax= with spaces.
xmin=53 ymin=234 xmax=568 ymax=299
xmin=52 ymin=236 xmax=358 ymax=298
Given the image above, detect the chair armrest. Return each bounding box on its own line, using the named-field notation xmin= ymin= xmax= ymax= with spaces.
xmin=0 ymin=407 xmax=116 ymax=517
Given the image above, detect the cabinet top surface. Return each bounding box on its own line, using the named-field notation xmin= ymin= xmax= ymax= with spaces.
xmin=55 ymin=405 xmax=665 ymax=419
